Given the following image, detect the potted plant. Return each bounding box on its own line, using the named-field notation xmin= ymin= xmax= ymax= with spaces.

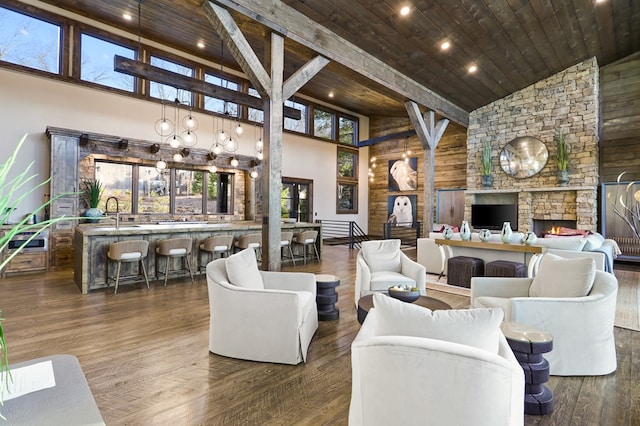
xmin=481 ymin=140 xmax=493 ymax=187
xmin=1 ymin=134 xmax=75 ymax=417
xmin=82 ymin=179 xmax=104 ymax=221
xmin=556 ymin=131 xmax=569 ymax=185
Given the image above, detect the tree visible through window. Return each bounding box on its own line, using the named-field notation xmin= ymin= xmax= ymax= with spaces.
xmin=336 ymin=146 xmax=358 ymax=214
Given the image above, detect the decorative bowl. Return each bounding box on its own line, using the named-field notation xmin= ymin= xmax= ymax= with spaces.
xmin=388 ymin=285 xmax=420 ymax=303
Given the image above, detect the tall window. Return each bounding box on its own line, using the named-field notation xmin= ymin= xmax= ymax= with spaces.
xmin=336 ymin=147 xmax=358 ymax=214
xmin=175 ymin=169 xmax=203 ymax=215
xmin=284 ymin=99 xmax=307 ymax=133
xmin=95 ymin=162 xmax=133 ymax=213
xmin=338 ymin=116 xmax=357 ymax=145
xmin=313 ymin=108 xmax=334 ymax=140
xmin=80 ymin=33 xmax=135 ymax=91
xmin=206 ymin=172 xmax=233 ymax=214
xmin=150 ymin=56 xmax=193 ymax=104
xmin=0 ymin=6 xmax=60 ymax=73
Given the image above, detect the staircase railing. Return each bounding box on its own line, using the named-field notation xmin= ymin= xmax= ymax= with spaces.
xmin=316 ymin=219 xmax=369 ymax=249
xmin=383 ymin=222 xmax=422 ymax=247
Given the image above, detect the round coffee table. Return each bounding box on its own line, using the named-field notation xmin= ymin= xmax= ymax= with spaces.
xmin=357 ymin=293 xmax=452 ymax=324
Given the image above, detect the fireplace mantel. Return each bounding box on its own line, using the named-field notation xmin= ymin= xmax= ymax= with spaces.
xmin=466 ymin=185 xmax=597 ymax=195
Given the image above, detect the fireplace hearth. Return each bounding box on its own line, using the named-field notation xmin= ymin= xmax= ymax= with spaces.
xmin=532 ymin=219 xmax=578 ymax=237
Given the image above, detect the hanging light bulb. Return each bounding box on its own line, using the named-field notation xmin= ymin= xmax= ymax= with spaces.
xmin=217 ymin=129 xmax=227 ymax=142
xmin=250 ymin=169 xmax=259 ymax=179
xmin=225 ymin=136 xmax=238 ymax=152
xmin=168 ymin=134 xmax=182 ymax=148
xmin=183 ymin=110 xmax=198 ymax=131
xmin=209 ymin=164 xmax=218 ymax=173
xmin=235 ymin=122 xmax=243 ymax=136
xmin=256 ymin=152 xmax=264 ymax=161
xmin=181 ymin=130 xmax=197 ymax=147
xmin=255 ymin=138 xmax=263 ymax=150
xmin=230 ymin=157 xmax=239 ymax=167
xmin=156 ymin=159 xmax=167 ymax=171
xmin=173 ymin=152 xmax=183 ymax=162
xmin=212 ymin=143 xmax=223 ymax=155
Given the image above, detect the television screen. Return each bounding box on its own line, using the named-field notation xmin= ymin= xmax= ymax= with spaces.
xmin=471 ymin=204 xmax=518 ymax=231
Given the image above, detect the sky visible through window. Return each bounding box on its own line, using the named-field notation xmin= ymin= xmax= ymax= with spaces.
xmin=80 ymin=34 xmax=135 ymax=91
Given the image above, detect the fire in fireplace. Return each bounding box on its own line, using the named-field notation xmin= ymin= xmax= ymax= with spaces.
xmin=532 ymin=220 xmax=578 ymax=237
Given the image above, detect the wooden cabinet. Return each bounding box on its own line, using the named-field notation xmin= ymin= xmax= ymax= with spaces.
xmin=436 ymin=189 xmax=465 ymax=228
xmin=2 ymin=252 xmax=47 ymax=276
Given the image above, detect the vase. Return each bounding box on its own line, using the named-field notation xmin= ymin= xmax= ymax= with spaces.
xmin=84 ymin=207 xmax=103 ymax=223
xmin=522 ymin=231 xmax=537 ymax=246
xmin=481 ymin=175 xmax=493 ymax=188
xmin=460 ymin=221 xmax=471 ymax=241
xmin=442 ymin=225 xmax=454 ymax=240
xmin=478 ymin=229 xmax=492 ymax=242
xmin=501 ymin=221 xmax=513 ymax=243
xmin=557 ymin=170 xmax=569 ymax=186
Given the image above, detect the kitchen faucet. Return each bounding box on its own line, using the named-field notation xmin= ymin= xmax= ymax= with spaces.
xmin=105 ymin=196 xmax=120 ymax=229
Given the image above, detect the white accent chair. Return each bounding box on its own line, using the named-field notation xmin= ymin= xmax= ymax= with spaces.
xmin=205 ymin=248 xmax=318 ymax=365
xmin=349 ymin=294 xmax=524 ymax=426
xmin=355 ymin=239 xmax=426 ymax=307
xmin=471 ymin=254 xmax=618 ymax=376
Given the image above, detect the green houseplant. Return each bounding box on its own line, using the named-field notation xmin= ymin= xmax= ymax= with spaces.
xmin=480 ymin=140 xmax=493 ymax=187
xmin=555 ymin=131 xmax=569 ymax=185
xmin=81 ymin=179 xmax=104 ymax=221
xmin=0 ymin=134 xmax=74 ymax=418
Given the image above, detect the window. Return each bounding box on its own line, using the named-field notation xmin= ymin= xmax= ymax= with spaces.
xmin=175 ymin=169 xmax=203 ymax=215
xmin=0 ymin=6 xmax=60 ymax=73
xmin=206 ymin=172 xmax=233 ymax=214
xmin=80 ymin=33 xmax=135 ymax=91
xmin=247 ymin=87 xmax=264 ymax=124
xmin=281 ymin=178 xmax=312 ymax=223
xmin=338 ymin=116 xmax=357 ymax=145
xmin=313 ymin=108 xmax=334 ymax=140
xmin=150 ymin=56 xmax=193 ymax=104
xmin=95 ymin=162 xmax=133 ymax=213
xmin=204 ymin=72 xmax=239 ymax=116
xmin=284 ymin=99 xmax=307 ymax=133
xmin=336 ymin=147 xmax=358 ymax=214
xmin=138 ymin=166 xmax=170 ymax=214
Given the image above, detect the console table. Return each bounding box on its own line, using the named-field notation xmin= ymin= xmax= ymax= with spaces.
xmin=435 ymin=239 xmax=546 ymax=278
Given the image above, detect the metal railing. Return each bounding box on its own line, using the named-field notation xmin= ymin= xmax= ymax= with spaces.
xmin=383 ymin=222 xmax=422 ymax=247
xmin=315 ymin=219 xmax=369 ymax=249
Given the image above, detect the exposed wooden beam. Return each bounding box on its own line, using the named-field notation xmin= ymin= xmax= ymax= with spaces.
xmin=357 ymin=130 xmax=416 ymax=147
xmin=283 ymin=55 xmax=330 ymax=100
xmin=113 ymin=55 xmax=302 ymax=120
xmin=209 ymin=0 xmax=469 ymax=126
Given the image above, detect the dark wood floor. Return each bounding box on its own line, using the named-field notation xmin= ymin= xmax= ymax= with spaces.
xmin=0 ymin=245 xmax=638 ymax=425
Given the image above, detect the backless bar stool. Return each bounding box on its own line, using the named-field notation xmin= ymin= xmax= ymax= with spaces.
xmin=280 ymin=231 xmax=296 ymax=266
xmin=155 ymin=237 xmax=194 ymax=286
xmin=292 ymin=230 xmax=320 ymax=264
xmin=199 ymin=234 xmax=234 ymax=271
xmin=107 ymin=240 xmax=150 ymax=294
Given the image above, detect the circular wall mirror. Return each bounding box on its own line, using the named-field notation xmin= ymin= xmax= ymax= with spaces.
xmin=499 ymin=136 xmax=549 ymax=178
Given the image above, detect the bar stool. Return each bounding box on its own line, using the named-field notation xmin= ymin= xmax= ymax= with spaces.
xmin=280 ymin=231 xmax=295 ymax=266
xmin=199 ymin=234 xmax=234 ymax=271
xmin=234 ymin=233 xmax=262 ymax=260
xmin=106 ymin=240 xmax=150 ymax=294
xmin=155 ymin=237 xmax=194 ymax=286
xmin=292 ymin=230 xmax=320 ymax=264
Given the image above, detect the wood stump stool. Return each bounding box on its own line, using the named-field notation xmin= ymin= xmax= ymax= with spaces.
xmin=502 ymin=321 xmax=554 ymax=416
xmin=315 ymin=274 xmax=340 ymax=321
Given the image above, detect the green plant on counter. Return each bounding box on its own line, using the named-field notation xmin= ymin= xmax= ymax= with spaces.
xmin=555 ymin=131 xmax=569 ymax=171
xmin=0 ymin=134 xmax=77 ymax=418
xmin=81 ymin=179 xmax=104 ymax=209
xmin=481 ymin=140 xmax=492 ymax=176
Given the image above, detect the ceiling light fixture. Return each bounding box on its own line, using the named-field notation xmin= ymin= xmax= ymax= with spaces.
xmin=400 ymin=5 xmax=411 ymax=16
xmin=123 ymin=13 xmax=133 ymax=21
xmin=440 ymin=41 xmax=451 ymax=50
xmin=197 ymin=41 xmax=205 ymax=49
xmin=468 ymin=64 xmax=478 ymax=73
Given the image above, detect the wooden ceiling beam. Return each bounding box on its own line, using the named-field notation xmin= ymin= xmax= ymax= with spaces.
xmin=209 ymin=0 xmax=469 ymax=126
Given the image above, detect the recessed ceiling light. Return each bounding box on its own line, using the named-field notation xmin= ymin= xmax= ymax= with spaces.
xmin=400 ymin=5 xmax=411 ymax=16
xmin=328 ymin=92 xmax=335 ymax=98
xmin=440 ymin=41 xmax=451 ymax=51
xmin=197 ymin=41 xmax=205 ymax=49
xmin=122 ymin=13 xmax=133 ymax=21
xmin=595 ymin=0 xmax=606 ymax=3
xmin=468 ymin=64 xmax=478 ymax=73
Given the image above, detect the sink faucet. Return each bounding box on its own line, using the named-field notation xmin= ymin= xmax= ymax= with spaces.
xmin=105 ymin=196 xmax=120 ymax=229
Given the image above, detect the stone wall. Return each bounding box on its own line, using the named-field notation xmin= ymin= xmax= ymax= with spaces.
xmin=466 ymin=58 xmax=600 ymax=232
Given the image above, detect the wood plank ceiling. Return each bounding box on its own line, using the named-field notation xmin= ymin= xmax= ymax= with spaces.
xmin=30 ymin=0 xmax=640 ymax=120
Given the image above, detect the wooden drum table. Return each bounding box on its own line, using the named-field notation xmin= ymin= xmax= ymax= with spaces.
xmin=315 ymin=274 xmax=340 ymax=321
xmin=501 ymin=321 xmax=554 ymax=415
xmin=357 ymin=294 xmax=451 ymax=324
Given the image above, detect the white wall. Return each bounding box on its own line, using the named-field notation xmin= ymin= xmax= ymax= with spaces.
xmin=0 ymin=67 xmax=369 ymax=231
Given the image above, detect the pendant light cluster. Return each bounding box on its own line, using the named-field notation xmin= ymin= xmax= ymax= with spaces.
xmin=154 ymin=98 xmax=199 ymax=170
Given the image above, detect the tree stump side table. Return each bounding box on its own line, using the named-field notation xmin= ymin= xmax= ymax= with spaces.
xmin=315 ymin=274 xmax=340 ymax=321
xmin=501 ymin=321 xmax=554 ymax=416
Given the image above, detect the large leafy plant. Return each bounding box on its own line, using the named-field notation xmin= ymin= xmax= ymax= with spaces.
xmin=481 ymin=140 xmax=492 ymax=176
xmin=555 ymin=131 xmax=569 ymax=171
xmin=81 ymin=179 xmax=104 ymax=209
xmin=0 ymin=134 xmax=75 ymax=417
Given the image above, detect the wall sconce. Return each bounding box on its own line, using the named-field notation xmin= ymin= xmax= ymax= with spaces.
xmin=230 ymin=157 xmax=239 ymax=168
xmin=150 ymin=143 xmax=161 ymax=153
xmin=79 ymin=133 xmax=89 ymax=146
xmin=118 ymin=139 xmax=129 ymax=150
xmin=206 ymin=152 xmax=216 ymax=161
xmin=180 ymin=148 xmax=190 ymax=157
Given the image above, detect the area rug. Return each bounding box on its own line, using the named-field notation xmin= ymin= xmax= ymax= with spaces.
xmin=425 ymin=271 xmax=640 ymax=331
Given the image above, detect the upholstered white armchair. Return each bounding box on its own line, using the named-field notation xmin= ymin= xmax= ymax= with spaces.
xmin=471 ymin=254 xmax=618 ymax=376
xmin=355 ymin=239 xmax=426 ymax=307
xmin=349 ymin=294 xmax=524 ymax=426
xmin=206 ymin=248 xmax=318 ymax=365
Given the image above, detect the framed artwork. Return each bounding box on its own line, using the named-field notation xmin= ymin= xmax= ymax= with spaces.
xmin=387 ymin=194 xmax=416 ymax=227
xmin=388 ymin=158 xmax=418 ymax=191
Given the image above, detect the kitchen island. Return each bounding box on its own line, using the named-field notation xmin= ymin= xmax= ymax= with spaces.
xmin=74 ymin=221 xmax=322 ymax=294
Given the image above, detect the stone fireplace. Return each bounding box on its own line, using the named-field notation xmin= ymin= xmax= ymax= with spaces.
xmin=532 ymin=219 xmax=578 ymax=237
xmin=465 ymin=58 xmax=599 ymax=233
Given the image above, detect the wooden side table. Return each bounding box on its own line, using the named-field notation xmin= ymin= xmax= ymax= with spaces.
xmin=501 ymin=321 xmax=554 ymax=415
xmin=315 ymin=274 xmax=340 ymax=321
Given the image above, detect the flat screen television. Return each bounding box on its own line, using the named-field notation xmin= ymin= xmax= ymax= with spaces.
xmin=471 ymin=204 xmax=518 ymax=231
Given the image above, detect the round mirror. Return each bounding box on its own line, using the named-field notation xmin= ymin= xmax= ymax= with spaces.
xmin=499 ymin=136 xmax=548 ymax=178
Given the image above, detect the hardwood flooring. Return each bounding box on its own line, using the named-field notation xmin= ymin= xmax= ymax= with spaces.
xmin=0 ymin=246 xmax=638 ymax=425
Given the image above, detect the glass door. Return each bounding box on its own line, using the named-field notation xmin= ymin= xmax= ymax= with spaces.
xmin=282 ymin=178 xmax=313 ymax=223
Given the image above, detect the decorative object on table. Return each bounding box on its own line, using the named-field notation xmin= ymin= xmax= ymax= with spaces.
xmin=522 ymin=231 xmax=538 ymax=246
xmin=499 ymin=136 xmax=548 ymax=178
xmin=0 ymin=134 xmax=76 ymax=418
xmin=81 ymin=179 xmax=105 ymax=222
xmin=460 ymin=220 xmax=471 ymax=241
xmin=387 ymin=285 xmax=421 ymax=303
xmin=555 ymin=130 xmax=569 ymax=185
xmin=501 ymin=221 xmax=513 ymax=243
xmin=480 ymin=139 xmax=493 ymax=187
xmin=478 ymin=228 xmax=492 ymax=242
xmin=609 ymin=171 xmax=640 ymax=239
xmin=442 ymin=225 xmax=454 ymax=240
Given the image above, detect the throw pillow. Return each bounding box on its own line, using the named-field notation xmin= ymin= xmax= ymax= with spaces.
xmin=225 ymin=248 xmax=264 ymax=289
xmin=529 ymin=253 xmax=595 ymax=298
xmin=583 ymin=232 xmax=605 ymax=251
xmin=536 ymin=237 xmax=588 ymax=251
xmin=372 ymin=293 xmax=503 ymax=354
xmin=361 ymin=240 xmax=402 ymax=273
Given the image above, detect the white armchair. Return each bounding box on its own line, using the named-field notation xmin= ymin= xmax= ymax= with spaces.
xmin=349 ymin=294 xmax=524 ymax=426
xmin=471 ymin=254 xmax=618 ymax=376
xmin=205 ymin=248 xmax=318 ymax=365
xmin=355 ymin=239 xmax=426 ymax=307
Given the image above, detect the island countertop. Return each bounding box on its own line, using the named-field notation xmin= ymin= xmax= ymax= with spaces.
xmin=73 ymin=221 xmax=321 ymax=294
